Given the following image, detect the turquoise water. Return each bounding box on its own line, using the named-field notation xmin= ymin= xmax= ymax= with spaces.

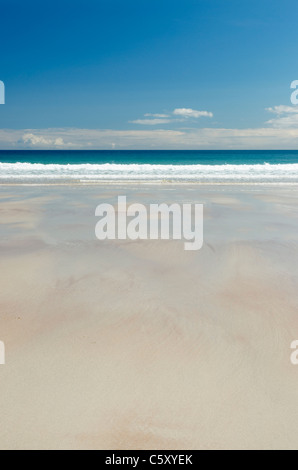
xmin=0 ymin=150 xmax=298 ymax=183
xmin=1 ymin=150 xmax=298 ymax=165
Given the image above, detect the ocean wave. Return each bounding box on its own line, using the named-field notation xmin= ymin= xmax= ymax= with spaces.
xmin=1 ymin=161 xmax=298 ymax=183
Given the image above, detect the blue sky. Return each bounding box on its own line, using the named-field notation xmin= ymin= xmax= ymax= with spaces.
xmin=1 ymin=0 xmax=298 ymax=149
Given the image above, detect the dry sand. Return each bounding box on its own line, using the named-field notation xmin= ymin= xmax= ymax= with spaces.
xmin=0 ymin=184 xmax=298 ymax=450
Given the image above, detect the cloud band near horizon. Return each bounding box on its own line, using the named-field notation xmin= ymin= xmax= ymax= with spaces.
xmin=0 ymin=126 xmax=297 ymax=150
xmin=0 ymin=104 xmax=297 ymax=150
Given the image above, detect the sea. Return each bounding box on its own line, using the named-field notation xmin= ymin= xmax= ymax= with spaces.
xmin=0 ymin=150 xmax=298 ymax=184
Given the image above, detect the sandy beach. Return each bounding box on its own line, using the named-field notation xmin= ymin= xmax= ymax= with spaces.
xmin=0 ymin=183 xmax=298 ymax=450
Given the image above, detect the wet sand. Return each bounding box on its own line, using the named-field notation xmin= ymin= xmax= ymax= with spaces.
xmin=0 ymin=184 xmax=298 ymax=450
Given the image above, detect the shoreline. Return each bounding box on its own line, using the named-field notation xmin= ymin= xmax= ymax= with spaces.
xmin=1 ymin=181 xmax=298 ymax=187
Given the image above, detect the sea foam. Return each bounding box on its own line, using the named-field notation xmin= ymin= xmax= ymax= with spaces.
xmin=1 ymin=162 xmax=298 ymax=183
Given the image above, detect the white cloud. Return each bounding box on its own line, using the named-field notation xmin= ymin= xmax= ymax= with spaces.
xmin=266 ymin=105 xmax=298 ymax=128
xmin=173 ymin=108 xmax=213 ymax=118
xmin=22 ymin=133 xmax=71 ymax=147
xmin=129 ymin=119 xmax=172 ymax=125
xmin=144 ymin=113 xmax=170 ymax=118
xmin=132 ymin=107 xmax=213 ymax=125
xmin=267 ymin=105 xmax=298 ymax=115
